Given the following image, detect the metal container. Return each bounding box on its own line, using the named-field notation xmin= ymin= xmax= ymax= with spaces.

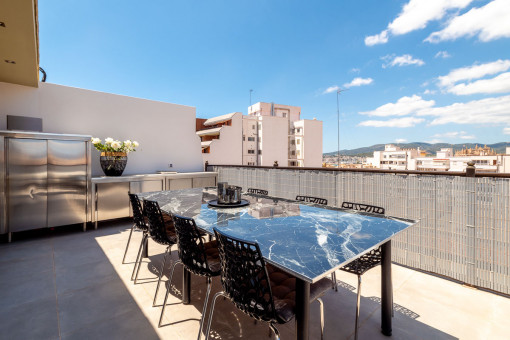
xmin=217 ymin=182 xmax=242 ymax=204
xmin=225 ymin=185 xmax=242 ymax=204
xmin=0 ymin=131 xmax=91 ymax=240
xmin=217 ymin=182 xmax=228 ymax=204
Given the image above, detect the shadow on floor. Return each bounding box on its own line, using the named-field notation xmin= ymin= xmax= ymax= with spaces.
xmin=0 ymin=221 xmax=160 ymax=340
xmin=1 ymin=221 xmax=459 ymax=339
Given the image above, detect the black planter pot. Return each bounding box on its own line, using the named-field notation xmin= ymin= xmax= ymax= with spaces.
xmin=100 ymin=152 xmax=128 ymax=176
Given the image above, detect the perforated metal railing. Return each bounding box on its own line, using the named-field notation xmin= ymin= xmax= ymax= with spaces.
xmin=210 ymin=165 xmax=510 ymax=295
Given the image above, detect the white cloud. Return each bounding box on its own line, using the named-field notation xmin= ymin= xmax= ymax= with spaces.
xmin=424 ymin=89 xmax=437 ymax=95
xmin=435 ymin=51 xmax=451 ymax=58
xmin=365 ymin=30 xmax=388 ymax=46
xmin=359 ymin=117 xmax=425 ymax=128
xmin=365 ymin=0 xmax=473 ymax=46
xmin=382 ymin=54 xmax=425 ymax=68
xmin=351 ymin=68 xmax=361 ymax=73
xmin=426 ymin=0 xmax=510 ymax=43
xmin=503 ymin=127 xmax=510 ymax=135
xmin=323 ymin=86 xmax=340 ymax=94
xmin=448 ymin=72 xmax=510 ymax=95
xmin=343 ymin=77 xmax=374 ymax=88
xmin=395 ymin=138 xmax=408 ymax=143
xmin=417 ymin=95 xmax=510 ymax=125
xmin=360 ymin=95 xmax=435 ymax=117
xmin=437 ymin=59 xmax=510 ymax=87
xmin=430 ymin=131 xmax=476 ymax=139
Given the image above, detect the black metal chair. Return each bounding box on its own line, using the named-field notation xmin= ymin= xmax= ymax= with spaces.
xmin=295 ymin=195 xmax=328 ymax=205
xmin=247 ymin=188 xmax=268 ymax=195
xmin=158 ymin=215 xmax=220 ymax=339
xmin=341 ymin=201 xmax=385 ymax=215
xmin=124 ymin=193 xmax=148 ymax=265
xmin=205 ymin=228 xmax=331 ymax=340
xmin=141 ymin=199 xmax=178 ymax=308
xmin=340 ymin=201 xmax=385 ymax=340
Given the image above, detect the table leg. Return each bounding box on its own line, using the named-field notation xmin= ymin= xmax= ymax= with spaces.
xmin=142 ymin=236 xmax=148 ymax=258
xmin=295 ymin=279 xmax=310 ymax=340
xmin=182 ymin=268 xmax=191 ymax=304
xmin=381 ymin=240 xmax=392 ymax=336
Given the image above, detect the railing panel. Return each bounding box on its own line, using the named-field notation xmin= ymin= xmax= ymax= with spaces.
xmin=212 ymin=165 xmax=510 ymax=295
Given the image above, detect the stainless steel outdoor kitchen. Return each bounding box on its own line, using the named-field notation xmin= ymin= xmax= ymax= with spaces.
xmin=0 ymin=130 xmax=217 ymax=242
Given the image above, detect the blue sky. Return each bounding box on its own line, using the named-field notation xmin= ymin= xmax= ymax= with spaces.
xmin=39 ymin=0 xmax=510 ymax=152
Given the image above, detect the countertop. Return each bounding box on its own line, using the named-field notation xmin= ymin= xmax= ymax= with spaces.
xmin=0 ymin=130 xmax=91 ymax=141
xmin=92 ymin=171 xmax=217 ymax=183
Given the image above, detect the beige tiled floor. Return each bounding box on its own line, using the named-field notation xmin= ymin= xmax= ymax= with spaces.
xmin=1 ymin=220 xmax=508 ymax=340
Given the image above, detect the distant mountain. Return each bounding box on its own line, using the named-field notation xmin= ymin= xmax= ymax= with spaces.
xmin=323 ymin=142 xmax=510 ymax=157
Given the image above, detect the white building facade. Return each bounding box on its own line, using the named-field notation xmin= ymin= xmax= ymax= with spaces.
xmin=367 ymin=144 xmax=422 ymax=170
xmin=198 ymin=102 xmax=323 ymax=167
xmin=367 ymin=145 xmax=510 ymax=173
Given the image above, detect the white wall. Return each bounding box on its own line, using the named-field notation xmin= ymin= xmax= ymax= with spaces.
xmin=0 ymin=82 xmax=203 ymax=176
xmin=260 ymin=116 xmax=288 ymax=167
xmin=301 ymin=119 xmax=323 ymax=167
xmin=202 ymin=113 xmax=243 ymax=165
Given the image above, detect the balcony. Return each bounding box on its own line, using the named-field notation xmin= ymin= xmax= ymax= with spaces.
xmin=210 ymin=165 xmax=510 ymax=296
xmin=1 ymin=166 xmax=509 ymax=339
xmin=1 ymin=218 xmax=508 ymax=339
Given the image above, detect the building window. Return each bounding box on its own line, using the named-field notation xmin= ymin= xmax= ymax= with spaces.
xmin=291 ymin=140 xmax=295 ymax=145
xmin=248 ymin=137 xmax=255 ymax=141
xmin=296 ymin=139 xmax=300 ymax=145
xmin=247 ymin=162 xmax=254 ymax=166
xmin=252 ymin=125 xmax=255 ymax=129
xmin=258 ymin=150 xmax=262 ymax=154
xmin=291 ymin=151 xmax=295 ymax=155
xmin=283 ymin=112 xmax=287 ymax=118
xmin=297 ymin=150 xmax=301 ymax=156
xmin=243 ymin=135 xmax=245 ymax=141
xmin=248 ymin=150 xmax=255 ymax=154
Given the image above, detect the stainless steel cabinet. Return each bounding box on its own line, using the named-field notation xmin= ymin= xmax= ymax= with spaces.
xmin=167 ymin=178 xmax=192 ymax=190
xmin=192 ymin=176 xmax=216 ymax=188
xmin=0 ymin=131 xmax=91 ymax=239
xmin=92 ymin=173 xmax=217 ymax=227
xmin=48 ymin=140 xmax=87 ymax=227
xmin=7 ymin=139 xmax=48 ymax=232
xmin=129 ymin=179 xmax=164 ymax=194
xmin=96 ymin=182 xmax=130 ymax=221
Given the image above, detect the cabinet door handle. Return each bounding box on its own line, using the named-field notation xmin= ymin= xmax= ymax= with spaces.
xmin=29 ymin=188 xmax=35 ymax=199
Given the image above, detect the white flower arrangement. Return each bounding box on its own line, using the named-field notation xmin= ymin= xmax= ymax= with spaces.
xmin=91 ymin=137 xmax=139 ymax=153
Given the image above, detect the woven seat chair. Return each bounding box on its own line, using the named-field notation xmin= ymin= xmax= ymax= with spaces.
xmin=158 ymin=215 xmax=220 ymax=339
xmin=140 ymin=199 xmax=177 ymax=308
xmin=341 ymin=201 xmax=385 ymax=215
xmin=205 ymin=228 xmax=331 ymax=340
xmin=124 ymin=193 xmax=148 ymax=265
xmin=295 ymin=195 xmax=328 ymax=205
xmin=247 ymin=188 xmax=268 ymax=195
xmin=340 ymin=201 xmax=386 ymax=340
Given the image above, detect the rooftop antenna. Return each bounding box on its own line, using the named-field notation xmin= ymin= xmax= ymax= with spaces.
xmin=249 ymin=89 xmax=253 ymax=108
xmin=336 ymin=88 xmax=347 ymax=168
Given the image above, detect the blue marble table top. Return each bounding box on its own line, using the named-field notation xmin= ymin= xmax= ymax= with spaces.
xmin=139 ymin=187 xmax=416 ymax=283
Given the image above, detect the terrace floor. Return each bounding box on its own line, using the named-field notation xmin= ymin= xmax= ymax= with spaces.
xmin=1 ymin=220 xmax=508 ymax=340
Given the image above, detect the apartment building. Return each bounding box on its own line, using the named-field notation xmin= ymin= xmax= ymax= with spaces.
xmin=367 ymin=144 xmax=510 ymax=173
xmin=367 ymin=144 xmax=424 ymax=170
xmin=197 ymin=102 xmax=323 ymax=167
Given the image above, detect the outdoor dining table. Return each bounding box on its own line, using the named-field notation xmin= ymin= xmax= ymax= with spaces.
xmin=138 ymin=187 xmax=417 ymax=340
